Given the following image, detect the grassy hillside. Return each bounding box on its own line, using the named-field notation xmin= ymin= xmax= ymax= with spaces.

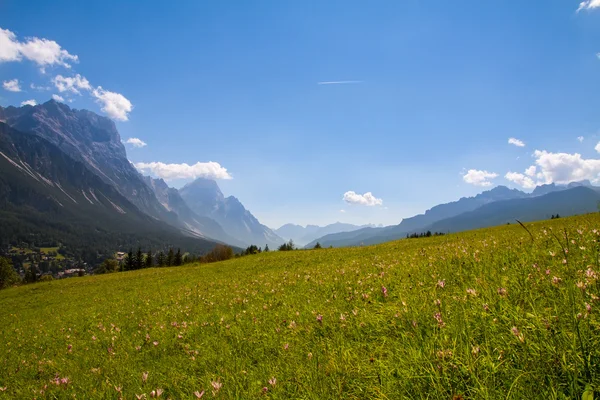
xmin=1 ymin=214 xmax=599 ymax=398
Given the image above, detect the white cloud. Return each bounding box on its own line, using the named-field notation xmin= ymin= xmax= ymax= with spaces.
xmin=125 ymin=138 xmax=147 ymax=148
xmin=2 ymin=79 xmax=21 ymax=92
xmin=343 ymin=191 xmax=383 ymax=206
xmin=134 ymin=161 xmax=232 ymax=180
xmin=30 ymin=83 xmax=50 ymax=91
xmin=577 ymin=0 xmax=600 ymax=11
xmin=0 ymin=28 xmax=133 ymax=121
xmin=92 ymin=86 xmax=133 ymax=121
xmin=533 ymin=150 xmax=600 ymax=184
xmin=505 ymin=172 xmax=536 ymax=189
xmin=0 ymin=29 xmax=22 ymax=63
xmin=462 ymin=169 xmax=498 ymax=187
xmin=339 ymin=209 xmax=346 ymax=213
xmin=51 ymin=94 xmax=64 ymax=102
xmin=525 ymin=165 xmax=537 ymax=177
xmin=53 ymin=74 xmax=91 ymax=94
xmin=595 ymin=142 xmax=600 ymax=153
xmin=0 ymin=28 xmax=78 ymax=69
xmin=20 ymin=99 xmax=37 ymax=106
xmin=578 ymin=136 xmax=585 ymax=143
xmin=508 ymin=137 xmax=525 ymax=147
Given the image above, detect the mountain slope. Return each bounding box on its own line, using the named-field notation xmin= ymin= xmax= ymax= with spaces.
xmin=0 ymin=100 xmax=179 ymax=226
xmin=179 ymin=178 xmax=284 ymax=247
xmin=306 ymin=186 xmax=528 ymax=248
xmin=310 ymin=186 xmax=600 ymax=248
xmin=0 ymin=122 xmax=221 ymax=262
xmin=143 ymin=176 xmax=245 ymax=247
xmin=423 ymin=186 xmax=600 ymax=234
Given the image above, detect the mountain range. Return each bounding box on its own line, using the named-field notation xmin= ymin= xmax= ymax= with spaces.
xmin=1 ymin=99 xmax=597 ymax=260
xmin=305 ymin=182 xmax=600 ymax=248
xmin=0 ymin=100 xmax=284 ymax=259
xmin=0 ymin=121 xmax=219 ymax=262
xmin=275 ymin=222 xmax=376 ymax=247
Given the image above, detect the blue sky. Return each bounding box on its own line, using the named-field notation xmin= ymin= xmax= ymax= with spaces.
xmin=1 ymin=0 xmax=600 ymax=228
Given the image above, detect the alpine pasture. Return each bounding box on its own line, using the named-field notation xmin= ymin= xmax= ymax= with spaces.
xmin=1 ymin=214 xmax=599 ymax=399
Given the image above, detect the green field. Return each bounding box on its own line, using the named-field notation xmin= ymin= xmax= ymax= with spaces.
xmin=1 ymin=215 xmax=599 ymax=399
xmin=40 ymin=247 xmax=65 ymax=260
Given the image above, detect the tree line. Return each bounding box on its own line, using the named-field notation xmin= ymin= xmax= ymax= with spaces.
xmin=406 ymin=231 xmax=445 ymax=239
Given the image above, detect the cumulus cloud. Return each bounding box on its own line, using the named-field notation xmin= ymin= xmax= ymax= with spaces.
xmin=92 ymin=86 xmax=133 ymax=121
xmin=577 ymin=0 xmax=600 ymax=11
xmin=340 ymin=209 xmax=346 ymax=213
xmin=578 ymin=136 xmax=584 ymax=143
xmin=53 ymin=74 xmax=91 ymax=94
xmin=596 ymin=142 xmax=600 ymax=153
xmin=2 ymin=79 xmax=21 ymax=92
xmin=508 ymin=137 xmax=525 ymax=147
xmin=51 ymin=94 xmax=64 ymax=102
xmin=533 ymin=150 xmax=600 ymax=184
xmin=343 ymin=191 xmax=383 ymax=206
xmin=0 ymin=27 xmax=78 ymax=69
xmin=505 ymin=172 xmax=536 ymax=189
xmin=21 ymin=99 xmax=37 ymax=106
xmin=462 ymin=169 xmax=498 ymax=187
xmin=134 ymin=161 xmax=232 ymax=181
xmin=525 ymin=165 xmax=537 ymax=177
xmin=125 ymin=138 xmax=147 ymax=148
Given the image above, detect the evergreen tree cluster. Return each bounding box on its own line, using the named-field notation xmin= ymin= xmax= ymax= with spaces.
xmin=278 ymin=239 xmax=295 ymax=251
xmin=406 ymin=230 xmax=445 ymax=239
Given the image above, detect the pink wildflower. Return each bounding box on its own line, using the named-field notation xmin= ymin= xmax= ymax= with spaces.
xmin=211 ymin=380 xmax=222 ymax=394
xmin=283 ymin=343 xmax=289 ymax=350
xmin=497 ymin=287 xmax=507 ymax=297
xmin=194 ymin=391 xmax=205 ymax=398
xmin=552 ymin=276 xmax=562 ymax=285
xmin=153 ymin=341 xmax=159 ymax=347
xmin=268 ymin=377 xmax=276 ymax=386
xmin=316 ymin=314 xmax=323 ymax=323
xmin=437 ymin=280 xmax=446 ymax=288
xmin=381 ymin=286 xmax=388 ymax=298
xmin=433 ymin=312 xmax=445 ymax=327
xmin=142 ymin=371 xmax=148 ymax=383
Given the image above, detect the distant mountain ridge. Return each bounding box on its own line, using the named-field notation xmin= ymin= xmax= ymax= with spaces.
xmin=179 ymin=178 xmax=284 ymax=248
xmin=275 ymin=222 xmax=375 ymax=247
xmin=142 ymin=176 xmax=246 ymax=247
xmin=305 ymin=183 xmax=599 ymax=248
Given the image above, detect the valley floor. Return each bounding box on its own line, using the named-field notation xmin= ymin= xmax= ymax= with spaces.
xmin=1 ymin=214 xmax=599 ymax=399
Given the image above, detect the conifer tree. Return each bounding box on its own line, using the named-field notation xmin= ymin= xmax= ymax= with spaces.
xmin=264 ymin=244 xmax=269 ymax=252
xmin=145 ymin=249 xmax=154 ymax=268
xmin=156 ymin=251 xmax=165 ymax=267
xmin=125 ymin=248 xmax=134 ymax=271
xmin=174 ymin=248 xmax=183 ymax=266
xmin=167 ymin=248 xmax=174 ymax=266
xmin=135 ymin=247 xmax=144 ymax=270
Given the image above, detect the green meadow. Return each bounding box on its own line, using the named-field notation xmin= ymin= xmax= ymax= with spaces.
xmin=1 ymin=214 xmax=599 ymax=399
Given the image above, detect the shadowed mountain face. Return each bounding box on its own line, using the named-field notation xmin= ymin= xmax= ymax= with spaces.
xmin=179 ymin=178 xmax=284 ymax=248
xmin=0 ymin=122 xmax=220 ymax=262
xmin=0 ymin=100 xmax=179 ymax=226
